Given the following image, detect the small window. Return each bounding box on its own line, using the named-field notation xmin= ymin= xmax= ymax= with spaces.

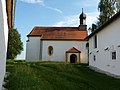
xmin=86 ymin=42 xmax=89 ymax=48
xmin=94 ymin=35 xmax=97 ymax=48
xmin=93 ymin=55 xmax=96 ymax=61
xmin=112 ymin=51 xmax=116 ymax=60
xmin=48 ymin=46 xmax=53 ymax=56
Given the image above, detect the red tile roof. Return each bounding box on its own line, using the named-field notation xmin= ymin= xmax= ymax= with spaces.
xmin=66 ymin=47 xmax=81 ymax=53
xmin=27 ymin=26 xmax=88 ymax=41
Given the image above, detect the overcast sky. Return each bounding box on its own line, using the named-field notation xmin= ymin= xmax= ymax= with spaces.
xmin=15 ymin=0 xmax=100 ymax=59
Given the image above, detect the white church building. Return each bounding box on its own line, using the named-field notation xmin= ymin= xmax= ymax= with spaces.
xmin=26 ymin=8 xmax=120 ymax=76
xmin=26 ymin=11 xmax=88 ymax=63
xmin=87 ymin=11 xmax=120 ymax=76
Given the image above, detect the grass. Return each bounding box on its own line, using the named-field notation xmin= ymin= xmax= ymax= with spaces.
xmin=5 ymin=60 xmax=120 ymax=90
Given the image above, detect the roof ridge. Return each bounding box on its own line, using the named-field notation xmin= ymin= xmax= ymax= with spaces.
xmin=27 ymin=26 xmax=88 ymax=40
xmin=34 ymin=26 xmax=78 ymax=28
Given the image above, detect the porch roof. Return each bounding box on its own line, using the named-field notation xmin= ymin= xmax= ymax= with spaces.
xmin=66 ymin=47 xmax=81 ymax=53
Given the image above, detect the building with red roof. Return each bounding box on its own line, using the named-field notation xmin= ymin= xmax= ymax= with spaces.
xmin=26 ymin=11 xmax=88 ymax=63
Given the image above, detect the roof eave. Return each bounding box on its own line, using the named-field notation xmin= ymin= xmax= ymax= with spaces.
xmin=41 ymin=39 xmax=86 ymax=41
xmin=6 ymin=0 xmax=16 ymax=28
xmin=27 ymin=35 xmax=42 ymax=37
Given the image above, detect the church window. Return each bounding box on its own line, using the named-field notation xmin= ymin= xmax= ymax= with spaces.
xmin=112 ymin=51 xmax=116 ymax=60
xmin=94 ymin=35 xmax=97 ymax=48
xmin=48 ymin=46 xmax=53 ymax=56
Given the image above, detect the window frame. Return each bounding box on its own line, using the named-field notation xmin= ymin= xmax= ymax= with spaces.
xmin=48 ymin=46 xmax=53 ymax=56
xmin=93 ymin=55 xmax=96 ymax=61
xmin=111 ymin=51 xmax=116 ymax=60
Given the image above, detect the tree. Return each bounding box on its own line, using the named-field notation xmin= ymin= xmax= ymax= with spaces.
xmin=7 ymin=28 xmax=23 ymax=59
xmin=97 ymin=0 xmax=120 ymax=26
xmin=97 ymin=0 xmax=115 ymax=26
xmin=113 ymin=0 xmax=120 ymax=12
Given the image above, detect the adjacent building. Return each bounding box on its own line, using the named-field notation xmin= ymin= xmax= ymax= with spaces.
xmin=87 ymin=11 xmax=120 ymax=76
xmin=0 ymin=0 xmax=15 ymax=89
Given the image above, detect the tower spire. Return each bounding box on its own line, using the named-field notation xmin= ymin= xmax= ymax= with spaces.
xmin=79 ymin=8 xmax=86 ymax=25
xmin=79 ymin=8 xmax=87 ymax=30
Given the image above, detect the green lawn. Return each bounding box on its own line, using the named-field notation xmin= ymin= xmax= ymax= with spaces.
xmin=5 ymin=60 xmax=120 ymax=90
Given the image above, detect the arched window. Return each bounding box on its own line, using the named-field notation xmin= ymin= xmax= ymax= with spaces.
xmin=48 ymin=46 xmax=53 ymax=56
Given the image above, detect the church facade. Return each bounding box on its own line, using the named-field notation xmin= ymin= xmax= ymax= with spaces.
xmin=26 ymin=11 xmax=88 ymax=63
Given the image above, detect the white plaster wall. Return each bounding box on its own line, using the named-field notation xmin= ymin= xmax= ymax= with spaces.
xmin=26 ymin=37 xmax=41 ymax=62
xmin=0 ymin=0 xmax=8 ymax=89
xmin=89 ymin=17 xmax=120 ymax=76
xmin=42 ymin=41 xmax=88 ymax=63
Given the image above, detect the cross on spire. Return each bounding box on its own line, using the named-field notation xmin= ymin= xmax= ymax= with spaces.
xmin=82 ymin=8 xmax=83 ymax=13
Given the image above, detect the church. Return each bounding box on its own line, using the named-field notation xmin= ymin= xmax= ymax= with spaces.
xmin=26 ymin=11 xmax=88 ymax=63
xmin=26 ymin=9 xmax=120 ymax=76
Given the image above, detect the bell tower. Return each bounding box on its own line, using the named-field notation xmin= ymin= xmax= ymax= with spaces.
xmin=79 ymin=8 xmax=87 ymax=30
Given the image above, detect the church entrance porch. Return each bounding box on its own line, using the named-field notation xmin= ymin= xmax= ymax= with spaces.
xmin=66 ymin=47 xmax=81 ymax=64
xmin=70 ymin=54 xmax=77 ymax=63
